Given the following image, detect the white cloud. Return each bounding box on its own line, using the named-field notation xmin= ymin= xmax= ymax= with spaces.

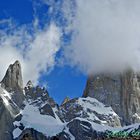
xmin=63 ymin=0 xmax=140 ymax=74
xmin=23 ymin=24 xmax=61 ymax=85
xmin=0 ymin=21 xmax=61 ymax=85
xmin=0 ymin=43 xmax=23 ymax=81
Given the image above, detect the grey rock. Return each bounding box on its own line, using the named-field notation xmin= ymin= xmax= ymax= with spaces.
xmin=1 ymin=60 xmax=23 ymax=92
xmin=57 ymin=97 xmax=121 ymax=127
xmin=15 ymin=128 xmax=66 ymax=140
xmin=67 ymin=119 xmax=93 ymax=140
xmin=0 ymin=61 xmax=25 ymax=140
xmin=25 ymin=85 xmax=49 ymax=100
xmin=15 ymin=128 xmax=48 ymax=140
xmin=61 ymin=97 xmax=70 ymax=106
xmin=58 ymin=98 xmax=84 ymax=122
xmin=83 ymin=70 xmax=140 ymax=125
xmin=26 ymin=80 xmax=34 ymax=88
xmin=0 ymin=97 xmax=14 ymax=140
xmin=39 ymin=104 xmax=56 ymax=118
xmin=0 ymin=85 xmax=21 ymax=140
xmin=56 ymin=132 xmax=71 ymax=140
xmin=1 ymin=60 xmax=25 ymax=107
xmin=25 ymin=84 xmax=57 ymax=109
xmin=83 ymin=74 xmax=122 ymax=115
xmin=120 ymin=71 xmax=140 ymax=125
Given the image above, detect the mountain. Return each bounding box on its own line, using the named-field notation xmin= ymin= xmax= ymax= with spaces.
xmin=0 ymin=61 xmax=140 ymax=140
xmin=1 ymin=60 xmax=23 ymax=92
xmin=83 ymin=71 xmax=140 ymax=126
xmin=1 ymin=60 xmax=24 ymax=107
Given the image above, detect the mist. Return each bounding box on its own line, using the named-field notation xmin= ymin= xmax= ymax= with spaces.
xmin=63 ymin=0 xmax=140 ymax=74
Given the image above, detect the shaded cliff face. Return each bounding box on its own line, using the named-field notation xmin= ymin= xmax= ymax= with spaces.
xmin=58 ymin=97 xmax=121 ymax=127
xmin=1 ymin=60 xmax=24 ymax=107
xmin=121 ymin=71 xmax=140 ymax=125
xmin=0 ymin=61 xmax=24 ymax=140
xmin=1 ymin=60 xmax=23 ymax=93
xmin=0 ymin=96 xmax=14 ymax=140
xmin=83 ymin=70 xmax=140 ymax=125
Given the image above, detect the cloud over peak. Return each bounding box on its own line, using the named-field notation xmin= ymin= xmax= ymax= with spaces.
xmin=0 ymin=20 xmax=61 ymax=85
xmin=63 ymin=0 xmax=140 ymax=74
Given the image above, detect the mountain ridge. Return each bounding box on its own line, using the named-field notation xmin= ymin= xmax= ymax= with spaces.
xmin=0 ymin=61 xmax=140 ymax=140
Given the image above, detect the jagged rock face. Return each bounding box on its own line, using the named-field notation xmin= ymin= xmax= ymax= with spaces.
xmin=0 ymin=61 xmax=24 ymax=140
xmin=57 ymin=97 xmax=121 ymax=127
xmin=39 ymin=104 xmax=56 ymax=118
xmin=1 ymin=60 xmax=23 ymax=92
xmin=24 ymin=84 xmax=57 ymax=108
xmin=83 ymin=74 xmax=122 ymax=116
xmin=83 ymin=70 xmax=140 ymax=125
xmin=1 ymin=60 xmax=24 ymax=107
xmin=121 ymin=71 xmax=140 ymax=125
xmin=26 ymin=80 xmax=33 ymax=88
xmin=67 ymin=119 xmax=95 ymax=140
xmin=0 ymin=85 xmax=21 ymax=140
xmin=61 ymin=97 xmax=70 ymax=106
xmin=15 ymin=117 xmax=140 ymax=140
xmin=16 ymin=128 xmax=69 ymax=140
xmin=15 ymin=128 xmax=48 ymax=140
xmin=13 ymin=86 xmax=122 ymax=139
xmin=12 ymin=84 xmax=61 ymax=139
xmin=0 ymin=97 xmax=14 ymax=140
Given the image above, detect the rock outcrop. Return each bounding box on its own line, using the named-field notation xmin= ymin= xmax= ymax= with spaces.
xmin=1 ymin=60 xmax=23 ymax=92
xmin=26 ymin=80 xmax=33 ymax=89
xmin=1 ymin=60 xmax=24 ymax=107
xmin=0 ymin=85 xmax=20 ymax=140
xmin=57 ymin=97 xmax=121 ymax=127
xmin=0 ymin=97 xmax=14 ymax=140
xmin=83 ymin=70 xmax=140 ymax=125
xmin=61 ymin=97 xmax=70 ymax=105
xmin=15 ymin=128 xmax=48 ymax=140
xmin=0 ymin=61 xmax=24 ymax=140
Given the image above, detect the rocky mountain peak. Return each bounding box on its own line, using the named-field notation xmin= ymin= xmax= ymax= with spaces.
xmin=83 ymin=70 xmax=140 ymax=125
xmin=1 ymin=60 xmax=23 ymax=92
xmin=61 ymin=96 xmax=70 ymax=105
xmin=26 ymin=80 xmax=33 ymax=88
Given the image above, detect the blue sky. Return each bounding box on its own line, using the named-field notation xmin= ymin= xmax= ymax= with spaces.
xmin=39 ymin=66 xmax=86 ymax=104
xmin=0 ymin=0 xmax=33 ymax=24
xmin=0 ymin=0 xmax=87 ymax=104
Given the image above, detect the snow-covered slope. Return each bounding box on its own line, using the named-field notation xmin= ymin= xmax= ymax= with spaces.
xmin=12 ymin=95 xmax=121 ymax=139
xmin=0 ymin=85 xmax=20 ymax=117
xmin=13 ymin=103 xmax=64 ymax=139
xmin=0 ymin=84 xmax=20 ymax=140
xmin=57 ymin=97 xmax=121 ymax=127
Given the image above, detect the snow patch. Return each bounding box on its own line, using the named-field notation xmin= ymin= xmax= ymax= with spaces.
xmin=13 ymin=128 xmax=22 ymax=139
xmin=13 ymin=103 xmax=64 ymax=138
xmin=78 ymin=97 xmax=117 ymax=116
